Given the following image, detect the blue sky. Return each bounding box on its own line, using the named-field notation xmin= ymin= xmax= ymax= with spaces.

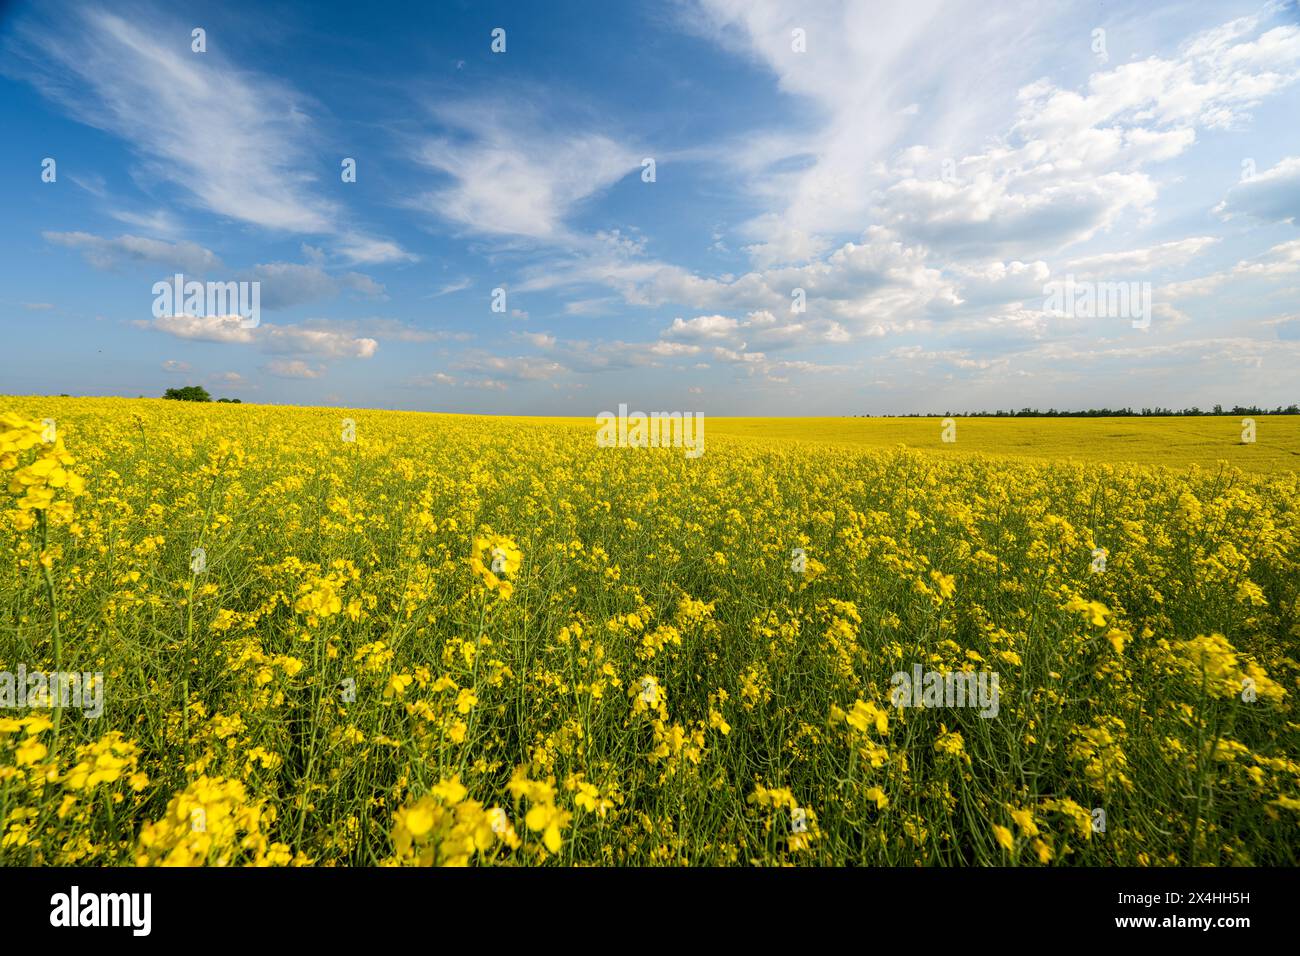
xmin=2 ymin=0 xmax=1298 ymax=414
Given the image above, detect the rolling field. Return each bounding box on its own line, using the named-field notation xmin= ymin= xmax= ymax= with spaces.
xmin=2 ymin=396 xmax=1298 ymax=866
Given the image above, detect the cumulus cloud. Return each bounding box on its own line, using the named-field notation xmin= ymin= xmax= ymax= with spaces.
xmin=522 ymin=227 xmax=956 ymax=342
xmin=877 ymin=162 xmax=1160 ymax=259
xmin=453 ymin=351 xmax=567 ymax=382
xmin=681 ymin=2 xmax=1299 ymax=272
xmin=648 ymin=341 xmax=702 ymax=356
xmin=517 ymin=332 xmax=557 ymax=349
xmin=663 ymin=315 xmax=742 ymax=340
xmin=948 ymin=260 xmax=1052 ymax=308
xmin=146 ymin=313 xmax=378 ymax=359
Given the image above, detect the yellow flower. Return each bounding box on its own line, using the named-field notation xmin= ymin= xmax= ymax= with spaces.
xmin=1008 ymin=807 xmax=1038 ymax=838
xmin=384 ymin=674 xmax=413 ymax=698
xmin=844 ymin=699 xmax=889 ymax=736
xmin=15 ymin=738 xmax=47 ymax=766
xmin=469 ymin=534 xmax=523 ymax=598
xmin=930 ymin=570 xmax=956 ymax=600
xmin=401 ymin=803 xmax=436 ymax=841
xmin=1031 ymin=838 xmax=1054 ymax=863
xmin=524 ymin=802 xmax=570 ymax=853
xmin=993 ymin=824 xmax=1015 ymax=852
xmin=934 ymin=726 xmax=966 ymax=759
xmin=1063 ymin=595 xmax=1110 ymax=627
xmin=431 ymin=776 xmax=469 ymax=805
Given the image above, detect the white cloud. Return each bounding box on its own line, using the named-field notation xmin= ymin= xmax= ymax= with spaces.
xmin=684 ymin=0 xmax=1033 ymax=259
xmin=877 ymin=162 xmax=1160 ymax=259
xmin=517 ymin=332 xmax=557 ymax=349
xmin=14 ymin=7 xmax=411 ymax=259
xmin=146 ymin=313 xmax=378 ymax=358
xmin=18 ymin=9 xmax=332 ymax=232
xmin=454 ymin=351 xmax=567 ymax=382
xmin=404 ymin=372 xmax=459 ymax=387
xmin=463 ymin=378 xmax=510 ymax=391
xmin=663 ymin=315 xmax=742 ymax=340
xmin=521 ymin=227 xmax=956 ymax=341
xmin=1065 ymin=237 xmax=1220 ymax=276
xmin=264 ymin=359 xmax=324 ymax=379
xmin=336 ymin=234 xmax=420 ymax=265
xmin=648 ymin=341 xmax=702 ymax=357
xmin=411 ymin=102 xmax=640 ymax=240
xmin=44 ymin=231 xmax=222 ymax=274
xmin=1215 ymin=155 xmax=1300 ymax=224
xmin=245 ymin=262 xmax=386 ymax=310
xmin=429 ymin=277 xmax=472 ymax=297
xmin=685 ymin=2 xmax=1299 ymax=268
xmin=109 ymin=208 xmax=185 ymax=237
xmin=949 ymin=260 xmax=1052 ymax=308
xmin=1161 ymin=238 xmax=1300 ymax=298
xmin=320 ymin=318 xmax=469 ymax=343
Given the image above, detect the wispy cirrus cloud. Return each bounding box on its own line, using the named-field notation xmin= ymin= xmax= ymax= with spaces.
xmin=410 ymin=100 xmax=641 ymax=241
xmin=1161 ymin=238 xmax=1300 ymax=299
xmin=11 ymin=4 xmax=411 ymax=262
xmin=13 ymin=7 xmax=333 ymax=231
xmin=1064 ymin=237 xmax=1221 ymax=276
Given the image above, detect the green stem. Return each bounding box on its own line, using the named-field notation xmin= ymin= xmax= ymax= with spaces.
xmin=457 ymin=593 xmax=487 ymax=780
xmin=182 ymin=456 xmax=227 ymax=769
xmin=38 ymin=511 xmax=64 ymax=748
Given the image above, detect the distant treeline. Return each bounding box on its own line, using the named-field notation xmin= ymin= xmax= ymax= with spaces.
xmin=888 ymin=405 xmax=1300 ymax=418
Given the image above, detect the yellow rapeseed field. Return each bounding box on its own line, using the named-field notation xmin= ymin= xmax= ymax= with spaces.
xmin=2 ymin=396 xmax=1298 ymax=866
xmin=707 ymin=415 xmax=1300 ymax=474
